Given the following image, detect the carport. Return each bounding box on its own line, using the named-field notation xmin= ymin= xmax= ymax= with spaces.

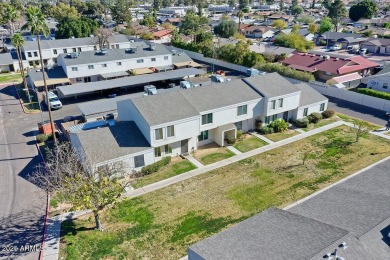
xmin=57 ymin=67 xmax=205 ymax=99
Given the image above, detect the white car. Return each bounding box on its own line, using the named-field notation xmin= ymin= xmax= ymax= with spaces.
xmin=42 ymin=91 xmax=62 ymax=110
xmin=330 ymin=44 xmax=342 ymax=51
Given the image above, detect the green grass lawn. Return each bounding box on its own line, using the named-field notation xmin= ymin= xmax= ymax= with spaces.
xmin=0 ymin=73 xmax=22 ymax=83
xmin=337 ymin=113 xmax=382 ymax=130
xmin=195 ymin=148 xmax=235 ymax=165
xmin=263 ymin=129 xmax=300 ymax=142
xmin=302 ymin=117 xmax=340 ymax=132
xmin=233 ymin=136 xmax=268 ymax=152
xmin=60 ymin=126 xmax=390 ymax=260
xmin=132 ymin=160 xmax=197 ymax=188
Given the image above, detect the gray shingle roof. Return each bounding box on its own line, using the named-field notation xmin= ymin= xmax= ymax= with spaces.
xmin=0 ymin=53 xmax=16 ymax=65
xmin=180 ymin=79 xmax=261 ymax=112
xmin=171 ymin=51 xmax=193 ymax=64
xmin=294 ymin=83 xmax=327 ymax=107
xmin=243 ymin=72 xmax=300 ymax=98
xmin=131 ymin=91 xmax=199 ymax=126
xmin=22 ymin=34 xmax=129 ymax=51
xmin=59 ymin=42 xmax=170 ymax=66
xmin=189 ymin=207 xmax=349 ymax=260
xmin=72 ymin=121 xmax=152 ymax=163
xmin=28 ymin=66 xmax=68 ymax=83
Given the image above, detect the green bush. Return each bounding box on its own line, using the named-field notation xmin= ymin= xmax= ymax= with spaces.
xmin=256 ymin=63 xmax=315 ymax=82
xmin=258 ymin=126 xmax=274 ymax=134
xmin=36 ymin=134 xmax=48 ymax=143
xmin=269 ymin=119 xmax=288 ymax=133
xmin=321 ymin=109 xmax=335 ymax=118
xmin=307 ymin=112 xmax=322 ymax=123
xmin=236 ymin=130 xmax=243 ymax=140
xmin=294 ymin=117 xmax=309 ymax=128
xmin=358 ymin=88 xmax=390 ymax=101
xmin=141 ymin=156 xmax=171 ymax=175
xmin=226 ymin=137 xmax=236 ymax=145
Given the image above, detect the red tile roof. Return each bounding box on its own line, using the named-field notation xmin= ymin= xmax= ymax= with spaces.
xmin=152 ymin=29 xmax=173 ymax=38
xmin=281 ymin=53 xmax=379 ymax=75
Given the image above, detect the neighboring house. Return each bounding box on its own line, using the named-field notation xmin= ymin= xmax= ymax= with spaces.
xmin=267 ymin=14 xmax=294 ymax=22
xmin=57 ymin=42 xmax=173 ymax=83
xmin=152 ymin=29 xmax=173 ymax=40
xmin=280 ymin=28 xmax=314 ymax=41
xmin=315 ymin=32 xmax=363 ymax=46
xmin=360 ymin=38 xmax=390 ymax=54
xmin=165 ymin=18 xmax=182 ymax=27
xmin=208 ymin=4 xmax=233 ymax=13
xmin=250 ymin=4 xmax=279 ymax=11
xmin=336 ymin=36 xmax=368 ymax=49
xmin=238 ymin=24 xmax=252 ymax=34
xmin=281 ymin=53 xmax=379 ymax=83
xmin=243 ymin=26 xmax=274 ymax=39
xmin=0 ymin=52 xmax=24 ymax=72
xmin=364 ymin=65 xmax=390 ymax=93
xmin=249 ymin=43 xmax=296 ymax=57
xmin=68 ymin=73 xmax=328 ymax=172
xmin=157 ymin=6 xmax=196 ymax=17
xmin=20 ymin=34 xmax=130 ymax=68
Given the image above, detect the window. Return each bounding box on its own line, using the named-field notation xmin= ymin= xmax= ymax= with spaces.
xmin=164 ymin=56 xmax=168 ymax=60
xmin=137 ymin=59 xmax=144 ymax=63
xmin=116 ymin=44 xmax=119 ymax=49
xmin=76 ymin=77 xmax=83 ymax=82
xmin=303 ymin=108 xmax=308 ymax=116
xmin=155 ymin=147 xmax=161 ymax=157
xmin=102 ymin=64 xmax=107 ymax=68
xmin=134 ymin=155 xmax=145 ymax=168
xmin=33 ymin=52 xmax=38 ymax=57
xmin=94 ymin=46 xmax=97 ymax=50
xmin=165 ymin=145 xmax=172 ymax=154
xmin=320 ymin=103 xmax=325 ymax=112
xmin=383 ymin=83 xmax=388 ymax=89
xmin=71 ymin=67 xmax=78 ymax=71
xmin=117 ymin=62 xmax=122 ymax=66
xmin=235 ymin=121 xmax=242 ymax=130
xmin=27 ymin=52 xmax=32 ymax=57
xmin=155 ymin=128 xmax=163 ymax=140
xmin=278 ymin=98 xmax=283 ymax=108
xmin=88 ymin=65 xmax=94 ymax=69
xmin=198 ymin=130 xmax=209 ymax=141
xmin=167 ymin=125 xmax=174 ymax=137
xmin=63 ymin=49 xmax=67 ymax=53
xmin=202 ymin=113 xmax=213 ymax=125
xmin=72 ymin=48 xmax=76 ymax=52
xmin=53 ymin=49 xmax=57 ymax=55
xmin=29 ymin=61 xmax=33 ymax=66
xmin=151 ymin=58 xmax=156 ymax=62
xmin=237 ymin=105 xmax=247 ymax=116
xmin=78 ymin=47 xmax=81 ymax=52
xmin=272 ymin=114 xmax=277 ymax=121
xmin=265 ymin=116 xmax=270 ymax=124
xmin=271 ymin=100 xmax=276 ymax=109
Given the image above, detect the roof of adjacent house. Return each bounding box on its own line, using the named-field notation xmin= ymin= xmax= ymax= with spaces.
xmin=22 ymin=34 xmax=129 ymax=51
xmin=58 ymin=42 xmax=171 ymax=66
xmin=28 ymin=66 xmax=69 ymax=87
xmin=338 ymin=36 xmax=368 ymax=44
xmin=152 ymin=29 xmax=173 ymax=38
xmin=294 ymin=83 xmax=327 ymax=106
xmin=362 ymin=38 xmax=390 ymax=47
xmin=243 ymin=72 xmax=300 ymax=98
xmin=243 ymin=25 xmax=271 ymax=33
xmin=280 ymin=28 xmax=311 ymax=36
xmin=250 ymin=43 xmax=296 ymax=56
xmin=72 ymin=121 xmax=152 ymax=163
xmin=0 ymin=53 xmax=16 ymax=65
xmin=319 ymin=32 xmax=362 ymax=40
xmin=281 ymin=53 xmax=379 ymax=75
xmin=189 ymin=207 xmax=349 ymax=260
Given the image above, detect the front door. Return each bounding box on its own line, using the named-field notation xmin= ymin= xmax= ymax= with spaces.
xmin=283 ymin=111 xmax=288 ymax=122
xmin=181 ymin=139 xmax=189 ymax=154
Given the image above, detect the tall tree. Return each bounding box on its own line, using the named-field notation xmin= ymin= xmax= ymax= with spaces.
xmin=4 ymin=4 xmax=20 ymax=34
xmin=140 ymin=13 xmax=155 ymax=28
xmin=349 ymin=0 xmax=378 ymax=22
xmin=237 ymin=10 xmax=243 ymax=33
xmin=326 ymin=0 xmax=347 ymax=32
xmin=214 ymin=19 xmax=237 ymax=38
xmin=308 ymin=22 xmax=317 ymax=34
xmin=70 ymin=0 xmax=88 ymax=13
xmin=180 ymin=11 xmax=209 ymax=43
xmin=272 ymin=19 xmax=287 ymax=29
xmin=85 ymin=0 xmax=105 ymax=17
xmin=56 ymin=17 xmax=99 ymax=39
xmin=319 ymin=16 xmax=334 ymax=34
xmin=239 ymin=0 xmax=248 ymax=10
xmin=153 ymin=0 xmax=161 ymax=9
xmin=21 ymin=7 xmax=56 ymax=142
xmin=11 ymin=33 xmax=30 ymax=103
xmin=291 ymin=5 xmax=303 ymax=16
xmin=50 ymin=2 xmax=81 ymax=21
xmin=110 ymin=0 xmax=132 ymax=24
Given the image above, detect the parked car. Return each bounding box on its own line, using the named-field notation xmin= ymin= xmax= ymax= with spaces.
xmin=330 ymin=44 xmax=342 ymax=51
xmin=359 ymin=48 xmax=368 ymax=55
xmin=211 ymin=75 xmax=225 ymax=83
xmin=42 ymin=91 xmax=62 ymax=109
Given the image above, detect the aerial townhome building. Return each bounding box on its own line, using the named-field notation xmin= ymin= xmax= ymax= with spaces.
xmin=69 ymin=73 xmax=328 ymax=173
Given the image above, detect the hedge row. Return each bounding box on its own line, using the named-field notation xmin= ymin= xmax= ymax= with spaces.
xmin=141 ymin=156 xmax=171 ymax=175
xmin=256 ymin=63 xmax=315 ymax=82
xmin=358 ymin=88 xmax=390 ymax=101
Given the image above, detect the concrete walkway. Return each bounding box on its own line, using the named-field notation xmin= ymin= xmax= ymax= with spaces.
xmin=185 ymin=154 xmax=204 ymax=168
xmin=226 ymin=145 xmax=242 ymax=154
xmin=370 ymin=128 xmax=390 ymax=140
xmin=250 ymin=131 xmax=274 ymax=144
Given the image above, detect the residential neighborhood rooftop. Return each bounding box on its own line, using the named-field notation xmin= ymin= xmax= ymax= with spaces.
xmin=294 ymin=83 xmax=328 ymax=106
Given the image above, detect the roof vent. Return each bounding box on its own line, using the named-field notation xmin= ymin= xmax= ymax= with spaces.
xmin=149 ymin=43 xmax=156 ymax=51
xmin=70 ymin=52 xmax=80 ymax=59
xmin=101 ymin=48 xmax=108 ymax=55
xmin=335 ymin=57 xmax=339 ymax=61
xmin=324 ymin=55 xmax=330 ymax=60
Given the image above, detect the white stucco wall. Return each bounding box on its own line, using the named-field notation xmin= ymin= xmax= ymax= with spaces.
xmin=294 ymin=100 xmax=328 ymax=120
xmin=367 ymin=76 xmax=390 ymax=94
xmin=263 ymin=92 xmax=301 ymax=116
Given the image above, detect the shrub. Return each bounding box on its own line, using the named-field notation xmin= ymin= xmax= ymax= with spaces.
xmin=236 ymin=130 xmax=243 ymax=140
xmin=322 ymin=109 xmax=335 ymax=118
xmin=36 ymin=134 xmax=48 ymax=143
xmin=269 ymin=119 xmax=288 ymax=133
xmin=294 ymin=117 xmax=309 ymax=128
xmin=307 ymin=112 xmax=322 ymax=123
xmin=358 ymin=88 xmax=390 ymax=101
xmin=226 ymin=137 xmax=236 ymax=145
xmin=255 ymin=120 xmax=263 ymax=132
xmin=258 ymin=126 xmax=274 ymax=134
xmin=256 ymin=63 xmax=315 ymax=82
xmin=141 ymin=156 xmax=171 ymax=175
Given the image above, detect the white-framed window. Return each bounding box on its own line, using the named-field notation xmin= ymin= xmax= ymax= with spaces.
xmin=167 ymin=125 xmax=174 ymax=137
xmin=53 ymin=49 xmax=57 ymax=55
xmin=383 ymin=83 xmax=388 ymax=89
xmin=164 ymin=56 xmax=168 ymax=60
xmin=71 ymin=67 xmax=78 ymax=71
xmin=116 ymin=44 xmax=119 ymax=49
xmin=202 ymin=113 xmax=213 ymax=125
xmin=155 ymin=128 xmax=163 ymax=140
xmin=303 ymin=108 xmax=308 ymax=116
xmin=265 ymin=116 xmax=270 ymax=124
xmin=72 ymin=48 xmax=77 ymax=52
xmin=155 ymin=147 xmax=161 ymax=157
xmin=165 ymin=145 xmax=172 ymax=154
xmin=137 ymin=59 xmax=144 ymax=63
xmin=151 ymin=58 xmax=156 ymax=61
xmin=63 ymin=49 xmax=67 ymax=53
xmin=33 ymin=52 xmax=38 ymax=57
xmin=76 ymin=77 xmax=83 ymax=82
xmin=278 ymin=98 xmax=283 ymax=108
xmin=320 ymin=103 xmax=325 ymax=111
xmin=134 ymin=155 xmax=145 ymax=168
xmin=271 ymin=100 xmax=276 ymax=109
xmin=102 ymin=64 xmax=107 ymax=68
xmin=117 ymin=62 xmax=122 ymax=66
xmin=272 ymin=114 xmax=277 ymax=121
xmin=27 ymin=52 xmax=32 ymax=57
xmin=78 ymin=47 xmax=81 ymax=52
xmin=198 ymin=130 xmax=208 ymax=141
xmin=88 ymin=65 xmax=94 ymax=69
xmin=237 ymin=105 xmax=247 ymax=116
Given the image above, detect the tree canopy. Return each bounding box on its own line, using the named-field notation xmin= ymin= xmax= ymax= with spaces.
xmin=274 ymin=33 xmax=314 ymax=51
xmin=272 ymin=19 xmax=287 ymax=29
xmin=214 ymin=19 xmax=237 ymax=38
xmin=349 ymin=0 xmax=378 ymax=21
xmin=56 ymin=17 xmax=99 ymax=39
xmin=110 ymin=0 xmax=132 ymax=24
xmin=140 ymin=13 xmax=155 ymax=28
xmin=319 ymin=17 xmax=334 ymax=34
xmin=291 ymin=5 xmax=303 ymax=16
xmin=326 ymin=0 xmax=347 ymax=32
xmin=180 ymin=11 xmax=209 ymax=43
xmin=50 ymin=2 xmax=80 ymax=21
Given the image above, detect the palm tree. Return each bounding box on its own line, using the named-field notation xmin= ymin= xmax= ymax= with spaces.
xmin=237 ymin=11 xmax=243 ymax=34
xmin=11 ymin=33 xmax=31 ymax=103
xmin=5 ymin=5 xmax=20 ymax=35
xmin=22 ymin=7 xmax=56 ymax=142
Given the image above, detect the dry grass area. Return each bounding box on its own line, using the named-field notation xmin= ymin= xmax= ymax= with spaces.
xmin=302 ymin=117 xmax=341 ymax=132
xmin=263 ymin=129 xmax=300 ymax=142
xmin=193 ymin=142 xmax=235 ymax=165
xmin=60 ymin=126 xmax=390 ymax=260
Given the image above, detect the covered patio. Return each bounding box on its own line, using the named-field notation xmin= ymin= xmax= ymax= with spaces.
xmin=214 ymin=123 xmax=237 ymax=147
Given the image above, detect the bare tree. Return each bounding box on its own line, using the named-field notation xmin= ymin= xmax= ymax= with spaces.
xmin=352 ymin=119 xmax=375 ymax=143
xmin=30 ymin=142 xmax=130 ymax=231
xmin=302 ymin=151 xmax=315 ymax=165
xmin=96 ymin=26 xmax=113 ymax=50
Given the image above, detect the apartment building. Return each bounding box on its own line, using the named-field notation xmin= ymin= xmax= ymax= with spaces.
xmin=69 ymin=73 xmax=328 ymax=173
xmin=21 ymin=34 xmax=130 ymax=67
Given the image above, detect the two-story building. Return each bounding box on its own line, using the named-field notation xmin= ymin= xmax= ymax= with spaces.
xmin=21 ymin=34 xmax=130 ymax=68
xmin=57 ymin=42 xmax=172 ymax=83
xmin=364 ymin=66 xmax=390 ymax=94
